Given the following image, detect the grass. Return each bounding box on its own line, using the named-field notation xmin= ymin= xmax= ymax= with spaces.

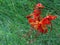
xmin=0 ymin=0 xmax=60 ymax=45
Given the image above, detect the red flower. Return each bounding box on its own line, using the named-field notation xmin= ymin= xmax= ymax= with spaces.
xmin=26 ymin=15 xmax=57 ymax=34
xmin=26 ymin=3 xmax=57 ymax=34
xmin=41 ymin=15 xmax=57 ymax=25
xmin=33 ymin=9 xmax=41 ymax=19
xmin=37 ymin=23 xmax=48 ymax=33
xmin=38 ymin=15 xmax=57 ymax=33
xmin=35 ymin=3 xmax=45 ymax=9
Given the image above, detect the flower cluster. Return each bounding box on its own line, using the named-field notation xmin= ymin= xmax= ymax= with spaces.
xmin=26 ymin=3 xmax=57 ymax=34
